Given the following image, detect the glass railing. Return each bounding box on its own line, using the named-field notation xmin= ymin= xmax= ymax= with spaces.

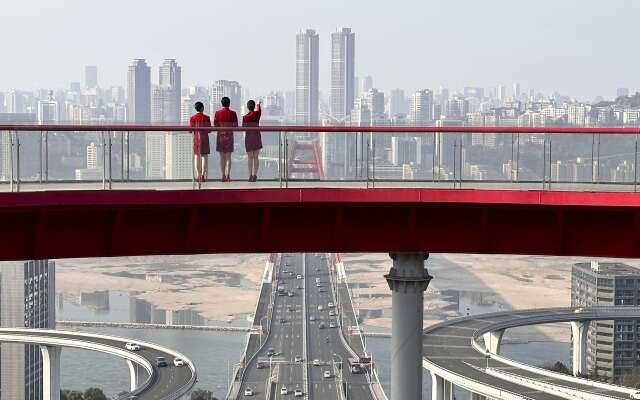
xmin=1 ymin=123 xmax=640 ymax=192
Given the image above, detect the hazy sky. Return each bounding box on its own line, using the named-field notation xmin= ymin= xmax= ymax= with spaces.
xmin=2 ymin=0 xmax=639 ymax=100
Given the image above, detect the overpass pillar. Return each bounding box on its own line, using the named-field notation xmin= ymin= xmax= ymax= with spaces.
xmin=40 ymin=345 xmax=61 ymax=400
xmin=386 ymin=253 xmax=432 ymax=400
xmin=483 ymin=329 xmax=505 ymax=354
xmin=571 ymin=320 xmax=590 ymax=376
xmin=430 ymin=372 xmax=444 ymax=400
xmin=126 ymin=359 xmax=139 ymax=391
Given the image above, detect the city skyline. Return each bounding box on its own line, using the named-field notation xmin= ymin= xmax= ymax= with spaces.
xmin=2 ymin=0 xmax=640 ymax=99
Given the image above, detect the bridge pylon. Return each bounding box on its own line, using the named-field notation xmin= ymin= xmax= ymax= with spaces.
xmin=386 ymin=253 xmax=432 ymax=400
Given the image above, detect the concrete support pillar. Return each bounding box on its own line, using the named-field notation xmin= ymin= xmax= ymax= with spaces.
xmin=430 ymin=372 xmax=445 ymax=400
xmin=386 ymin=253 xmax=432 ymax=400
xmin=483 ymin=329 xmax=505 ymax=354
xmin=40 ymin=345 xmax=61 ymax=400
xmin=571 ymin=320 xmax=590 ymax=376
xmin=126 ymin=359 xmax=139 ymax=391
xmin=443 ymin=380 xmax=453 ymax=400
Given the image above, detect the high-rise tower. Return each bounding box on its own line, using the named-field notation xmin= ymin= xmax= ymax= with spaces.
xmin=330 ymin=27 xmax=356 ymax=122
xmin=1 ymin=260 xmax=58 ymax=400
xmin=158 ymin=59 xmax=181 ymax=123
xmin=295 ymin=29 xmax=319 ymax=124
xmin=127 ymin=59 xmax=151 ymax=124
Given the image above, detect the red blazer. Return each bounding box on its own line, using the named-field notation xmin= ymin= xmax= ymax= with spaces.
xmin=242 ymin=104 xmax=262 ymax=131
xmin=214 ymin=107 xmax=238 ymax=130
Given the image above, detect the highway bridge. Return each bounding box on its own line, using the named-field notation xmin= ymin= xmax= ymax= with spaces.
xmin=0 ymin=328 xmax=196 ymax=400
xmin=424 ymin=307 xmax=640 ymax=400
xmin=234 ymin=253 xmax=379 ymax=400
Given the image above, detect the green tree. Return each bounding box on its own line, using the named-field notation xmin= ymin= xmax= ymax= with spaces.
xmin=83 ymin=388 xmax=107 ymax=400
xmin=190 ymin=389 xmax=218 ymax=400
xmin=61 ymin=390 xmax=84 ymax=400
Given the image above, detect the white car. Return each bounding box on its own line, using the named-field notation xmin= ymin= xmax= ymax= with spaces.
xmin=329 ymin=310 xmax=335 ymax=316
xmin=173 ymin=358 xmax=185 ymax=367
xmin=294 ymin=389 xmax=303 ymax=397
xmin=313 ymin=359 xmax=321 ymax=366
xmin=244 ymin=388 xmax=253 ymax=396
xmin=125 ymin=343 xmax=140 ymax=351
xmin=630 ymin=393 xmax=640 ymax=400
xmin=295 ymin=355 xmax=303 ymax=363
xmin=280 ymin=386 xmax=288 ymax=395
xmin=328 ymin=302 xmax=334 ymax=308
xmin=296 ymin=274 xmax=302 ymax=279
xmin=323 ymin=370 xmax=332 ymax=378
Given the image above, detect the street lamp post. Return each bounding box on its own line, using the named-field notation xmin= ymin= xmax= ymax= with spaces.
xmin=485 ymin=349 xmax=491 ymax=370
xmin=333 ymin=353 xmax=346 ymax=400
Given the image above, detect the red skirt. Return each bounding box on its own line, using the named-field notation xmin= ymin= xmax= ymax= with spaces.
xmin=193 ymin=132 xmax=210 ymax=155
xmin=216 ymin=132 xmax=234 ymax=153
xmin=245 ymin=132 xmax=263 ymax=152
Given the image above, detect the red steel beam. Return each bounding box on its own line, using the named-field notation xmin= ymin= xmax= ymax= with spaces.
xmin=2 ymin=124 xmax=640 ymax=135
xmin=1 ymin=188 xmax=640 ymax=261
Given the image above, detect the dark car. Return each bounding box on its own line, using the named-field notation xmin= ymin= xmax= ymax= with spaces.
xmin=256 ymin=361 xmax=266 ymax=369
xmin=266 ymin=348 xmax=276 ymax=357
xmin=156 ymin=357 xmax=168 ymax=367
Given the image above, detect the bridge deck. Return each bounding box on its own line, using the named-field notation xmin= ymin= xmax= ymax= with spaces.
xmin=2 ymin=187 xmax=640 ymax=261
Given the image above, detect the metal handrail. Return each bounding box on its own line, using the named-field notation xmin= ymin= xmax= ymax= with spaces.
xmin=4 ymin=124 xmax=640 ymax=135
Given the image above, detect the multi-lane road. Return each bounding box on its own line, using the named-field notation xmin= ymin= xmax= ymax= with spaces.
xmin=238 ymin=253 xmax=375 ymax=399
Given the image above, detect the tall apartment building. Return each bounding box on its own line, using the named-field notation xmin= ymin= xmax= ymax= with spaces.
xmin=86 ymin=142 xmax=98 ymax=169
xmin=158 ymin=59 xmax=181 ymax=123
xmin=330 ymin=27 xmax=356 ymax=121
xmin=84 ymin=66 xmax=98 ymax=89
xmin=410 ymin=89 xmax=434 ymax=124
xmin=127 ymin=59 xmax=151 ymax=124
xmin=1 ymin=260 xmax=58 ymax=400
xmin=209 ymin=80 xmax=242 ymax=116
xmin=37 ymin=91 xmax=59 ymax=123
xmin=0 ymin=132 xmax=10 ymax=180
xmin=295 ymin=29 xmax=319 ymax=124
xmin=571 ymin=261 xmax=640 ymax=379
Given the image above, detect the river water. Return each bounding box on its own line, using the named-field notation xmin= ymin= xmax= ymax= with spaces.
xmin=57 ymin=289 xmax=569 ymax=399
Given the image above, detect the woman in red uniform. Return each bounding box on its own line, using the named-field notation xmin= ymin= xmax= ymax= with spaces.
xmin=214 ymin=96 xmax=238 ymax=182
xmin=243 ymin=99 xmax=262 ymax=182
xmin=189 ymin=101 xmax=211 ymax=182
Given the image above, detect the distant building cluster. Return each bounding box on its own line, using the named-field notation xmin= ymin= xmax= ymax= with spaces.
xmin=1 ymin=28 xmax=640 ymax=183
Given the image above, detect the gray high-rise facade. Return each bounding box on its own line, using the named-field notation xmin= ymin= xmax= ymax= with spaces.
xmin=571 ymin=261 xmax=640 ymax=379
xmin=410 ymin=89 xmax=434 ymax=124
xmin=158 ymin=59 xmax=181 ymax=123
xmin=330 ymin=27 xmax=355 ymax=122
xmin=1 ymin=260 xmax=57 ymax=400
xmin=84 ymin=66 xmax=97 ymax=89
xmin=295 ymin=29 xmax=319 ymax=124
xmin=127 ymin=59 xmax=151 ymax=124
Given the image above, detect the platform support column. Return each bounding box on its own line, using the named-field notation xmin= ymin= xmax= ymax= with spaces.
xmin=40 ymin=345 xmax=61 ymax=400
xmin=571 ymin=320 xmax=590 ymax=376
xmin=386 ymin=252 xmax=432 ymax=400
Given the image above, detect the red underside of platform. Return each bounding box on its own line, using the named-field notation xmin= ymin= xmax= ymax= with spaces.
xmin=1 ymin=188 xmax=640 ymax=261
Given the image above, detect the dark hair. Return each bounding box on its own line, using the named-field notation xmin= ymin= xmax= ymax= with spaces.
xmin=194 ymin=101 xmax=204 ymax=112
xmin=247 ymin=100 xmax=256 ymax=110
xmin=221 ymin=97 xmax=231 ymax=107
